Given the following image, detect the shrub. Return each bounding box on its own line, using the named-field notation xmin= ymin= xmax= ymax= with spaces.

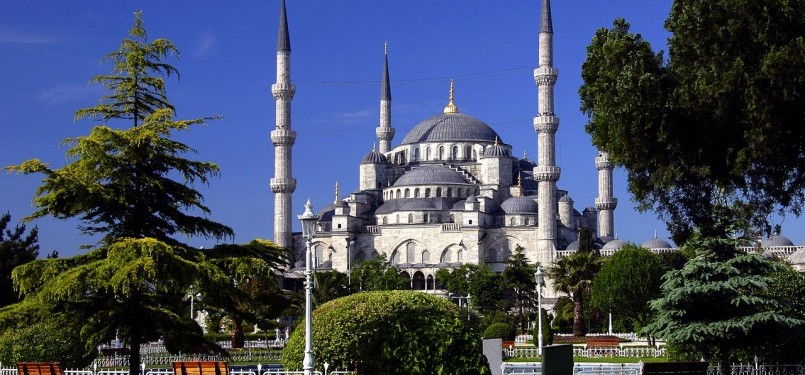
xmin=0 ymin=320 xmax=95 ymax=368
xmin=281 ymin=291 xmax=490 ymax=374
xmin=483 ymin=323 xmax=515 ymax=340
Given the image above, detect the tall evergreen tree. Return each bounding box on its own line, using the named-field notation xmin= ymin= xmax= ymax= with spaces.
xmin=1 ymin=13 xmax=266 ymax=375
xmin=0 ymin=213 xmax=39 ymax=307
xmin=501 ymin=245 xmax=536 ymax=333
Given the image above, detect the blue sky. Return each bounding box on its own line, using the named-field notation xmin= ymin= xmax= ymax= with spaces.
xmin=3 ymin=1 xmax=802 ymax=257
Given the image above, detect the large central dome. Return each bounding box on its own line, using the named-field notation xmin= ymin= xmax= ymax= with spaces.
xmin=400 ymin=113 xmax=501 ymax=145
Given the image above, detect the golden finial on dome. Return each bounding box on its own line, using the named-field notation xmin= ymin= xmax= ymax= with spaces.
xmin=443 ymin=79 xmax=459 ymax=114
xmin=372 ymin=142 xmax=377 ymax=152
xmin=384 ymin=40 xmax=388 ymax=55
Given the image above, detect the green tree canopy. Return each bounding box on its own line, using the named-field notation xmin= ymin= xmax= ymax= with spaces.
xmin=549 ymin=251 xmax=602 ymax=336
xmin=281 ymin=291 xmax=490 ymax=375
xmin=591 ymin=245 xmax=666 ymax=341
xmin=350 ymin=254 xmax=410 ymax=291
xmin=501 ymin=245 xmax=536 ymax=333
xmin=6 ymin=11 xmax=232 ymax=248
xmin=644 ymin=234 xmax=805 ymax=373
xmin=579 ymin=0 xmax=805 ymax=242
xmin=0 ymin=212 xmax=39 ymax=307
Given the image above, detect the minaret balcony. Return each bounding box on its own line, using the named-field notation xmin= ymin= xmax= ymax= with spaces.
xmin=375 ymin=127 xmax=395 ymax=140
xmin=595 ymin=157 xmax=612 ymax=170
xmin=270 ymin=177 xmax=297 ymax=193
xmin=533 ymin=166 xmax=561 ymax=182
xmin=271 ymin=83 xmax=296 ymax=100
xmin=271 ymin=129 xmax=297 ymax=146
xmin=595 ymin=197 xmax=618 ymax=210
xmin=533 ymin=66 xmax=559 ymax=86
xmin=533 ymin=115 xmax=559 ymax=133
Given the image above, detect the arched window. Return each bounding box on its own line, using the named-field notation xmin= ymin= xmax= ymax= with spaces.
xmin=382 ymin=216 xmax=388 ymax=225
xmin=436 ymin=187 xmax=442 ymax=197
xmin=425 ymin=188 xmax=431 ymax=197
xmin=404 ymin=188 xmax=410 ymax=198
xmin=441 ymin=249 xmax=452 ymax=263
xmin=457 ymin=249 xmax=464 ymax=262
xmin=510 ymin=218 xmax=516 ymax=226
xmin=408 ymin=213 xmax=413 ymax=224
xmin=472 ymin=149 xmax=478 ymax=160
xmin=422 ymin=250 xmax=430 ymax=263
xmin=391 ymin=250 xmax=401 ymax=264
xmin=426 ymin=274 xmax=434 ymax=290
xmin=450 ymin=214 xmax=455 ymax=222
xmin=413 ymin=148 xmax=420 ymax=161
xmin=406 ymin=242 xmax=416 ymax=262
xmin=396 ymin=214 xmax=400 ymax=223
xmin=446 ymin=187 xmax=452 ymax=197
xmin=423 ymin=213 xmax=429 ymax=222
xmin=436 ymin=213 xmax=441 ymax=222
xmin=426 ymin=147 xmax=431 ymax=161
xmin=451 ymin=146 xmax=458 ymax=160
xmin=439 ymin=146 xmax=445 ymax=160
xmin=414 ymin=188 xmax=420 ymax=198
xmin=315 ymin=245 xmax=324 ymax=267
xmin=396 ymin=189 xmax=401 ymax=199
xmin=465 ymin=145 xmax=471 ymax=160
xmin=413 ymin=271 xmax=426 ymax=290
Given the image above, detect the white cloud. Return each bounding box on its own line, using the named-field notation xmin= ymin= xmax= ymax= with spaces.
xmin=332 ymin=109 xmax=373 ymax=126
xmin=38 ymin=84 xmax=99 ymax=103
xmin=193 ymin=31 xmax=217 ymax=59
xmin=0 ymin=31 xmax=57 ymax=44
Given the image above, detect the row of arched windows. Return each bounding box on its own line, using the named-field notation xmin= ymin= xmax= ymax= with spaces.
xmin=380 ymin=213 xmax=457 ymax=225
xmin=390 ymin=243 xmax=464 ymax=264
xmin=383 ymin=186 xmax=480 ymax=200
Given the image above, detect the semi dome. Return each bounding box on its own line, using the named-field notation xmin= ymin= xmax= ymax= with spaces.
xmin=761 ymin=235 xmax=794 ymax=247
xmin=788 ymin=248 xmax=805 ymax=267
xmin=393 ymin=165 xmax=469 ymax=186
xmin=642 ymin=237 xmax=673 ymax=249
xmin=500 ymin=196 xmax=538 ymax=215
xmin=484 ymin=143 xmax=510 ymax=157
xmin=400 ymin=113 xmax=501 ymax=145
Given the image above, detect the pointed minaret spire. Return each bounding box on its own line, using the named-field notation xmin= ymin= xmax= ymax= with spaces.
xmin=334 ymin=181 xmax=339 ymax=204
xmin=277 ymin=0 xmax=291 ymax=52
xmin=376 ymin=41 xmax=395 ymax=154
xmin=540 ymin=0 xmax=553 ymax=34
xmin=271 ymin=0 xmax=297 ymax=249
xmin=518 ymin=172 xmax=524 ymax=197
xmin=444 ymin=79 xmax=459 ymax=114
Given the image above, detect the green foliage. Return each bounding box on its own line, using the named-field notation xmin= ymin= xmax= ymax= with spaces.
xmin=438 ymin=264 xmax=508 ymax=314
xmin=482 ymin=323 xmax=515 ymax=340
xmin=501 ymin=246 xmax=536 ymax=333
xmin=549 ymin=251 xmax=602 ymax=336
xmin=532 ymin=308 xmax=554 ymax=347
xmin=644 ymin=234 xmax=805 ymax=369
xmin=579 ymin=0 xmax=805 ymax=242
xmin=0 ymin=213 xmax=39 ymax=307
xmin=313 ymin=270 xmax=352 ymax=305
xmin=5 ymin=11 xmax=232 ymax=248
xmin=551 ymin=296 xmax=574 ymax=334
xmin=0 ymin=317 xmax=95 ymax=368
xmin=591 ymin=245 xmax=666 ymax=338
xmin=578 ymin=227 xmax=594 ymax=253
xmin=759 ymin=263 xmax=805 ymax=361
xmin=351 ymin=254 xmax=410 ymax=291
xmin=281 ymin=291 xmax=490 ymax=375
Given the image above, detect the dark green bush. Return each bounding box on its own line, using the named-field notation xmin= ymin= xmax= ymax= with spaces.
xmin=282 ymin=291 xmax=490 ymax=374
xmin=482 ymin=323 xmax=515 ymax=340
xmin=0 ymin=320 xmax=95 ymax=368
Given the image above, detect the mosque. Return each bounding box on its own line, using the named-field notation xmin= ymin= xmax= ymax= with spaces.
xmin=268 ymin=0 xmax=805 ymax=291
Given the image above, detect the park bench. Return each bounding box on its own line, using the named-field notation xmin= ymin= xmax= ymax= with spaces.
xmin=172 ymin=361 xmax=230 ymax=375
xmin=585 ymin=336 xmax=620 ymax=348
xmin=16 ymin=362 xmax=63 ymax=375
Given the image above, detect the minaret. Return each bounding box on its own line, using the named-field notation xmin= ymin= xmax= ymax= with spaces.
xmin=533 ymin=0 xmax=561 ymax=265
xmin=595 ymin=150 xmax=617 ymax=238
xmin=376 ymin=42 xmax=395 ymax=153
xmin=270 ymin=0 xmax=296 ymax=249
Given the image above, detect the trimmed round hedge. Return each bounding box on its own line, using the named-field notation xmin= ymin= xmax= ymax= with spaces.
xmin=482 ymin=322 xmax=515 ymax=340
xmin=281 ymin=291 xmax=490 ymax=375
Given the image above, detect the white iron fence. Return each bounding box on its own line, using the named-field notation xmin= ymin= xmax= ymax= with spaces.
xmin=504 ymin=346 xmax=667 ymax=359
xmin=502 ymin=362 xmax=805 ymax=375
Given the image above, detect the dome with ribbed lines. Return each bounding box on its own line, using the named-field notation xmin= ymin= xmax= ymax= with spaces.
xmin=400 ymin=113 xmax=501 ymax=145
xmin=501 ymin=196 xmax=538 ymax=214
xmin=393 ymin=165 xmax=469 ymax=186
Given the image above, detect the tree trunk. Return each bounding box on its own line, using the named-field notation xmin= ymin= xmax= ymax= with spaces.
xmin=231 ymin=318 xmax=245 ymax=349
xmin=129 ymin=336 xmax=141 ymax=375
xmin=719 ymin=344 xmax=730 ymax=375
xmin=572 ymin=291 xmax=586 ymax=337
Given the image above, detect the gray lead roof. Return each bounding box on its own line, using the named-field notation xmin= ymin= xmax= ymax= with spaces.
xmin=400 ymin=113 xmax=501 ymax=144
xmin=541 ymin=0 xmax=553 ymax=34
xmin=277 ymin=0 xmax=291 ymax=52
xmin=381 ymin=53 xmax=391 ymax=101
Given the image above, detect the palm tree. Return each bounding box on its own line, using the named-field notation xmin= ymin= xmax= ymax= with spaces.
xmin=549 ymin=251 xmax=603 ymax=336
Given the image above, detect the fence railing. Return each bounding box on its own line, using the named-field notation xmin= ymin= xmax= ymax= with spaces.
xmin=502 ymin=363 xmax=805 ymax=375
xmin=0 ymin=367 xmax=355 ymax=375
xmin=504 ymin=346 xmax=666 ymax=359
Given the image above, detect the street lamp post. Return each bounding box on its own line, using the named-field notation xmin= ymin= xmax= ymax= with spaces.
xmin=345 ymin=238 xmax=355 ymax=286
xmin=188 ymin=285 xmax=201 ymax=320
xmin=534 ymin=267 xmax=544 ymax=356
xmin=298 ymin=199 xmax=319 ymax=375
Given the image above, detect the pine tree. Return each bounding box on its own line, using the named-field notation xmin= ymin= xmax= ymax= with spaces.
xmin=0 ymin=213 xmax=38 ymax=307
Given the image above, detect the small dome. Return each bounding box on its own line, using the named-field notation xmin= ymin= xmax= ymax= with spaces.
xmin=518 ymin=157 xmax=537 ymax=171
xmin=317 ymin=204 xmax=335 ymax=222
xmin=520 ymin=174 xmax=537 ymax=189
xmin=602 ymin=239 xmax=628 ymax=251
xmin=761 ymin=235 xmax=794 ymax=247
xmin=360 ymin=149 xmax=388 ymax=164
xmin=642 ymin=237 xmax=673 ymax=249
xmin=596 ymin=235 xmax=614 ymax=245
xmin=484 ymin=143 xmax=510 ymax=158
xmin=559 ymin=194 xmax=574 ymax=203
xmin=466 ymin=195 xmax=478 ymax=203
xmin=566 ymin=240 xmax=579 ymax=251
xmin=400 ymin=113 xmax=502 ymax=144
xmin=500 ymin=196 xmax=538 ymax=215
xmin=788 ymin=248 xmax=805 ymax=265
xmin=334 ymin=199 xmax=348 ymax=208
xmin=393 ymin=165 xmax=469 ymax=186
